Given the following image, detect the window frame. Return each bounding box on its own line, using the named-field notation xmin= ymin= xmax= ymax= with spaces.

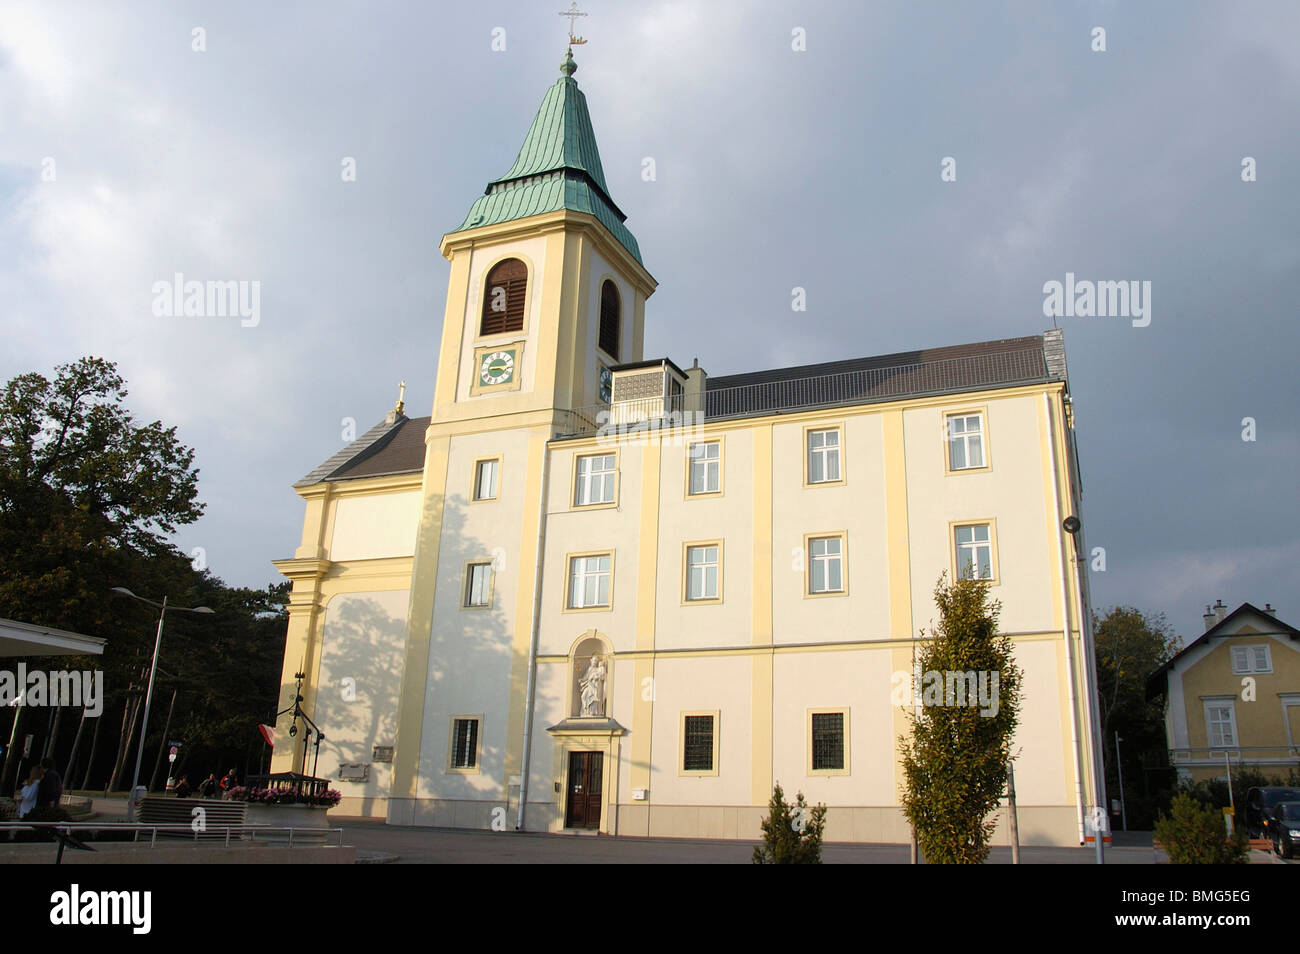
xmin=564 ymin=550 xmax=615 ymax=613
xmin=803 ymin=531 xmax=848 ymax=598
xmin=943 ymin=407 xmax=992 ymax=475
xmin=597 ymin=278 xmax=621 ymax=362
xmin=471 ymin=456 xmax=501 ymax=502
xmin=950 ymin=519 xmax=1000 ymax=585
xmin=679 ymin=710 xmax=721 ymax=777
xmin=682 ymin=540 xmax=724 ymax=605
xmin=685 ymin=439 xmax=724 ymax=498
xmin=1202 ymin=697 xmax=1238 ymax=749
xmin=807 ymin=707 xmax=850 ymax=777
xmin=462 ymin=561 xmax=494 ymax=609
xmin=1230 ymin=643 xmax=1273 ymax=674
xmin=478 ymin=257 xmax=530 ymax=339
xmin=804 ymin=423 xmax=846 ymax=487
xmin=446 ymin=715 xmax=484 ymax=774
xmin=572 ymin=451 xmax=619 ymax=510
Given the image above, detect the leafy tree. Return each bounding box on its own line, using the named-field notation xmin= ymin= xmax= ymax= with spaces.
xmin=1154 ymin=793 xmax=1248 ymax=864
xmin=899 ymin=573 xmax=1022 ymax=864
xmin=753 ymin=783 xmax=827 ymax=864
xmin=1093 ymin=607 xmax=1181 ymax=827
xmin=0 ymin=358 xmax=280 ymax=793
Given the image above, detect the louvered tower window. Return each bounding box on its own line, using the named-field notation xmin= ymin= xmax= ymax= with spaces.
xmin=599 ymin=280 xmax=620 ymax=359
xmin=481 ymin=258 xmax=527 ymax=335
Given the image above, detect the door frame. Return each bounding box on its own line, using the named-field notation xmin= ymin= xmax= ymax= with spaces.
xmin=564 ymin=750 xmax=604 ymax=830
xmin=547 ymin=722 xmax=625 ymax=835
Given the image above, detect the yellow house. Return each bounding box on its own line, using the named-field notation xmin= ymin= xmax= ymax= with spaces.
xmin=1148 ymin=600 xmax=1300 ymax=783
xmin=270 ymin=50 xmax=1105 ymax=846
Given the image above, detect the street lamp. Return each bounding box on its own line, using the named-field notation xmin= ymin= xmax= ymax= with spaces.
xmin=111 ymin=587 xmax=213 ymax=822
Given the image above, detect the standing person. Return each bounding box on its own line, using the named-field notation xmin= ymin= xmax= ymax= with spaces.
xmin=17 ymin=765 xmax=44 ymax=819
xmin=199 ymin=773 xmax=218 ymax=798
xmin=219 ymin=768 xmax=237 ymax=798
xmin=36 ymin=757 xmax=62 ymax=809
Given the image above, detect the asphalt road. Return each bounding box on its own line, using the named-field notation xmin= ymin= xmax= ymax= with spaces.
xmin=336 ymin=817 xmax=1167 ymax=864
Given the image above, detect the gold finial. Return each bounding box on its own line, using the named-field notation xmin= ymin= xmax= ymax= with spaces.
xmin=395 ymin=379 xmax=406 ymax=416
xmin=559 ymin=2 xmax=588 ymax=46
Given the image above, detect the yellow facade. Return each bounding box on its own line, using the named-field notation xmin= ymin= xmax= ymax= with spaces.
xmin=270 ymin=57 xmax=1105 ymax=844
xmin=1156 ymin=604 xmax=1300 ymax=783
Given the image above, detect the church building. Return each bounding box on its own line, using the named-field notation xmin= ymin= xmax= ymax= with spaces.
xmin=272 ymin=48 xmax=1106 ymax=846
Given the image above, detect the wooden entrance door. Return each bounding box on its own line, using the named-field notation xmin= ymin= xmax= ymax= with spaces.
xmin=565 ymin=751 xmax=603 ymax=830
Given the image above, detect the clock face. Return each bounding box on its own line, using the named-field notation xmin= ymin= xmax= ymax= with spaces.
xmin=480 ymin=350 xmax=515 ymax=386
xmin=598 ymin=365 xmax=612 ymax=403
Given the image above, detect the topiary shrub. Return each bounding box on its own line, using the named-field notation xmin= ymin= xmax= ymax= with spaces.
xmin=1154 ymin=793 xmax=1248 ymax=864
xmin=753 ymin=783 xmax=827 ymax=864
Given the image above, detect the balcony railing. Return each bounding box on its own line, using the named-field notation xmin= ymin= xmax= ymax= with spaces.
xmin=554 ymin=347 xmax=1049 ymax=439
xmin=1169 ymin=745 xmax=1300 ymax=766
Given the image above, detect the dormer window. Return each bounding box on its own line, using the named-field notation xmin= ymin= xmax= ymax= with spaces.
xmin=481 ymin=258 xmax=527 ymax=336
xmin=599 ymin=280 xmax=620 ymax=359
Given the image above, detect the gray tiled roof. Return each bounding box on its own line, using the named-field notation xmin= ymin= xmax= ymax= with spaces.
xmin=703 ymin=335 xmax=1052 ymax=419
xmin=294 ymin=415 xmax=429 ymax=488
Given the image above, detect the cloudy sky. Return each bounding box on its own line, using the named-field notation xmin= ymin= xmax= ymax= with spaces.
xmin=2 ymin=1 xmax=1296 ymax=641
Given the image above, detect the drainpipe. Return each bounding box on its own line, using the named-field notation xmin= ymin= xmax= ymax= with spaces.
xmin=1045 ymin=392 xmax=1088 ymax=844
xmin=516 ymin=433 xmax=552 ymax=831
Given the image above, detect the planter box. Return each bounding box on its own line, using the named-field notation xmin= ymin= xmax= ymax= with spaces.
xmin=243 ymin=802 xmax=332 ymax=844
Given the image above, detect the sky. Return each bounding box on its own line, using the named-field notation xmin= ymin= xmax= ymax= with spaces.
xmin=1 ymin=1 xmax=1297 ymax=644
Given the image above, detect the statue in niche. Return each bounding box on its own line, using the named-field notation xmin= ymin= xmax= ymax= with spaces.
xmin=579 ymin=655 xmax=607 ymax=717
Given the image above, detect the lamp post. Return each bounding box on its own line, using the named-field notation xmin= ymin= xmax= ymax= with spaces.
xmin=1114 ymin=732 xmax=1128 ymax=832
xmin=111 ymin=588 xmax=213 ymax=822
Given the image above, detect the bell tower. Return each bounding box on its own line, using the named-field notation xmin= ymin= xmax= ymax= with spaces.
xmin=389 ymin=46 xmax=655 ymax=825
xmin=429 ymin=48 xmax=657 ymax=434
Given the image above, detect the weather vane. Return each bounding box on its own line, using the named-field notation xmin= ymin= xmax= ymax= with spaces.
xmin=559 ymin=2 xmax=588 ymax=46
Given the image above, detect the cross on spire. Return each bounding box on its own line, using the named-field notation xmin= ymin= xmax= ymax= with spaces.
xmin=559 ymin=2 xmax=588 ymax=47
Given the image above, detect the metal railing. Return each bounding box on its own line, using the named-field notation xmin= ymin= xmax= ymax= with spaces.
xmin=554 ymin=348 xmax=1049 ymax=438
xmin=0 ymin=821 xmax=346 ymax=862
xmin=1169 ymin=746 xmax=1300 ymax=765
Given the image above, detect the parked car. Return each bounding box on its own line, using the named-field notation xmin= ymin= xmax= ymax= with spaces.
xmin=1271 ymin=802 xmax=1300 ymax=859
xmin=1245 ymin=787 xmax=1300 ymax=838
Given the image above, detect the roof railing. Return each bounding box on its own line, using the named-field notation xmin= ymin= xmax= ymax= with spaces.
xmin=554 ymin=347 xmax=1049 ymax=439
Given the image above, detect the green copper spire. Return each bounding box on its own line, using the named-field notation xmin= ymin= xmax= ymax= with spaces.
xmin=451 ymin=53 xmax=642 ymax=264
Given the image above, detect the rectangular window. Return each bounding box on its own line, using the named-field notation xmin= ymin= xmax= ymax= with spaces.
xmin=688 ymin=441 xmax=721 ymax=495
xmin=1204 ymin=702 xmax=1236 ymax=748
xmin=575 ymin=454 xmax=616 ymax=506
xmin=686 ymin=544 xmax=720 ymax=601
xmin=955 ymin=523 xmax=994 ymax=581
xmin=1231 ymin=645 xmax=1272 ymax=674
xmin=464 ymin=563 xmax=492 ymax=607
xmin=568 ymin=554 xmax=611 ymax=609
xmin=811 ymin=711 xmax=846 ymax=772
xmin=682 ymin=714 xmax=716 ymax=773
xmin=808 ymin=536 xmax=844 ymax=594
xmin=451 ymin=718 xmax=479 ymax=769
xmin=807 ymin=428 xmax=841 ymax=484
xmin=947 ymin=414 xmax=986 ymax=470
xmin=473 ymin=459 xmax=499 ymax=500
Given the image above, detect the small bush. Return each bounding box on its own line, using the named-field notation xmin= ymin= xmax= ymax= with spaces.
xmin=1154 ymin=793 xmax=1248 ymax=864
xmin=753 ymin=783 xmax=827 ymax=864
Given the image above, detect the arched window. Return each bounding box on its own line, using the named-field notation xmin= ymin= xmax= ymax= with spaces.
xmin=481 ymin=258 xmax=527 ymax=336
xmin=598 ymin=280 xmax=620 ymax=360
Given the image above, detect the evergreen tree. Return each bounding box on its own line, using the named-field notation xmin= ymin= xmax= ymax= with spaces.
xmin=753 ymin=783 xmax=827 ymax=864
xmin=899 ymin=573 xmax=1022 ymax=863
